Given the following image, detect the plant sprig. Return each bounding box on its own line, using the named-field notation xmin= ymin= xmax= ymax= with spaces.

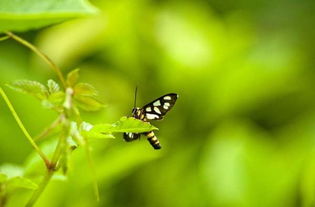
xmin=0 ymin=32 xmax=158 ymax=207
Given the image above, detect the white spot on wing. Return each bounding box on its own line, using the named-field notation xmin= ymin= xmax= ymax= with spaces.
xmin=153 ymin=100 xmax=161 ymax=106
xmin=146 ymin=113 xmax=159 ymax=120
xmin=163 ymin=102 xmax=171 ymax=110
xmin=154 ymin=107 xmax=161 ymax=114
xmin=163 ymin=96 xmax=171 ymax=100
xmin=146 ymin=107 xmax=152 ymax=112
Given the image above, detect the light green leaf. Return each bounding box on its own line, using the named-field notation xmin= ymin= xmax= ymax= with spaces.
xmin=49 ymin=91 xmax=65 ymax=105
xmin=0 ymin=173 xmax=7 ymax=183
xmin=84 ymin=130 xmax=115 ymax=139
xmin=110 ymin=117 xmax=158 ymax=133
xmin=6 ymin=176 xmax=38 ymax=191
xmin=87 ymin=117 xmax=158 ymax=139
xmin=0 ymin=0 xmax=97 ymax=32
xmin=66 ymin=68 xmax=80 ymax=87
xmin=0 ymin=164 xmax=24 ymax=179
xmin=69 ymin=121 xmax=85 ymax=145
xmin=74 ymin=95 xmax=103 ymax=111
xmin=7 ymin=80 xmax=48 ymax=99
xmin=74 ymin=82 xmax=98 ymax=97
xmin=80 ymin=122 xmax=115 ymax=139
xmin=47 ymin=79 xmax=60 ymax=94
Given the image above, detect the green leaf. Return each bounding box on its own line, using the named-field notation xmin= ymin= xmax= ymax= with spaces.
xmin=66 ymin=68 xmax=80 ymax=87
xmin=42 ymin=91 xmax=65 ymax=109
xmin=80 ymin=122 xmax=115 ymax=139
xmin=74 ymin=95 xmax=103 ymax=111
xmin=70 ymin=121 xmax=85 ymax=145
xmin=7 ymin=80 xmax=48 ymax=99
xmin=84 ymin=129 xmax=115 ymax=139
xmin=74 ymin=82 xmax=98 ymax=97
xmin=47 ymin=79 xmax=60 ymax=94
xmin=87 ymin=117 xmax=158 ymax=139
xmin=110 ymin=117 xmax=158 ymax=133
xmin=0 ymin=173 xmax=7 ymax=183
xmin=0 ymin=0 xmax=97 ymax=32
xmin=6 ymin=176 xmax=38 ymax=191
xmin=0 ymin=164 xmax=24 ymax=179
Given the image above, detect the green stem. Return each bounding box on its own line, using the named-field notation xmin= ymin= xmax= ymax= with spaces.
xmin=4 ymin=31 xmax=67 ymax=88
xmin=34 ymin=116 xmax=61 ymax=142
xmin=26 ymin=122 xmax=67 ymax=207
xmin=0 ymin=36 xmax=9 ymax=41
xmin=25 ymin=170 xmax=54 ymax=207
xmin=84 ymin=140 xmax=100 ymax=202
xmin=0 ymin=87 xmax=50 ymax=168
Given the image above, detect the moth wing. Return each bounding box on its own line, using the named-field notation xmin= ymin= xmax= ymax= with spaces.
xmin=142 ymin=93 xmax=178 ymax=120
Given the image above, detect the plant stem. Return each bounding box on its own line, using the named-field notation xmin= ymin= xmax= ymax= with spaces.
xmin=26 ymin=123 xmax=67 ymax=207
xmin=84 ymin=139 xmax=100 ymax=202
xmin=34 ymin=116 xmax=61 ymax=142
xmin=25 ymin=170 xmax=54 ymax=207
xmin=4 ymin=31 xmax=66 ymax=88
xmin=0 ymin=36 xmax=9 ymax=41
xmin=0 ymin=87 xmax=50 ymax=168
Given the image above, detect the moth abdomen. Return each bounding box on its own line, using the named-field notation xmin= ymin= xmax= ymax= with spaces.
xmin=146 ymin=131 xmax=161 ymax=150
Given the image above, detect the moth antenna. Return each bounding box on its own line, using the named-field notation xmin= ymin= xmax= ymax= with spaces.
xmin=134 ymin=86 xmax=138 ymax=108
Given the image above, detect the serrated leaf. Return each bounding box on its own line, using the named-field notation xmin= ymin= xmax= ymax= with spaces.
xmin=111 ymin=117 xmax=158 ymax=133
xmin=81 ymin=122 xmax=115 ymax=139
xmin=49 ymin=91 xmax=65 ymax=105
xmin=0 ymin=0 xmax=97 ymax=32
xmin=47 ymin=79 xmax=60 ymax=93
xmin=66 ymin=68 xmax=80 ymax=87
xmin=69 ymin=121 xmax=85 ymax=145
xmin=88 ymin=117 xmax=158 ymax=139
xmin=42 ymin=91 xmax=65 ymax=110
xmin=74 ymin=82 xmax=98 ymax=97
xmin=74 ymin=95 xmax=103 ymax=111
xmin=80 ymin=121 xmax=93 ymax=132
xmin=7 ymin=80 xmax=48 ymax=99
xmin=6 ymin=176 xmax=38 ymax=191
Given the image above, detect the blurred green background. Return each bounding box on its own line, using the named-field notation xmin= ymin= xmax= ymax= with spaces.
xmin=1 ymin=0 xmax=315 ymax=206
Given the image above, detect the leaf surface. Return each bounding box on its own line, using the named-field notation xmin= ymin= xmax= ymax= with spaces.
xmin=0 ymin=0 xmax=97 ymax=32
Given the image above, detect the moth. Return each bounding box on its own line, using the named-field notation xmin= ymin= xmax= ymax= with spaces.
xmin=123 ymin=89 xmax=179 ymax=149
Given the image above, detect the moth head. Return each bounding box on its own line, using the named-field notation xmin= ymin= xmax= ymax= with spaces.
xmin=132 ymin=107 xmax=140 ymax=115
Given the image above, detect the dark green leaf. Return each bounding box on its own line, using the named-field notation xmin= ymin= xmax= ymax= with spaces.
xmin=0 ymin=0 xmax=97 ymax=32
xmin=7 ymin=80 xmax=48 ymax=99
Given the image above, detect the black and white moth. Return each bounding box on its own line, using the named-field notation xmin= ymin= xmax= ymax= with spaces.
xmin=123 ymin=92 xmax=179 ymax=149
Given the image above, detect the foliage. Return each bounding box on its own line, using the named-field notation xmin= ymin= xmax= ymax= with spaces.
xmin=1 ymin=0 xmax=315 ymax=207
xmin=0 ymin=0 xmax=97 ymax=32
